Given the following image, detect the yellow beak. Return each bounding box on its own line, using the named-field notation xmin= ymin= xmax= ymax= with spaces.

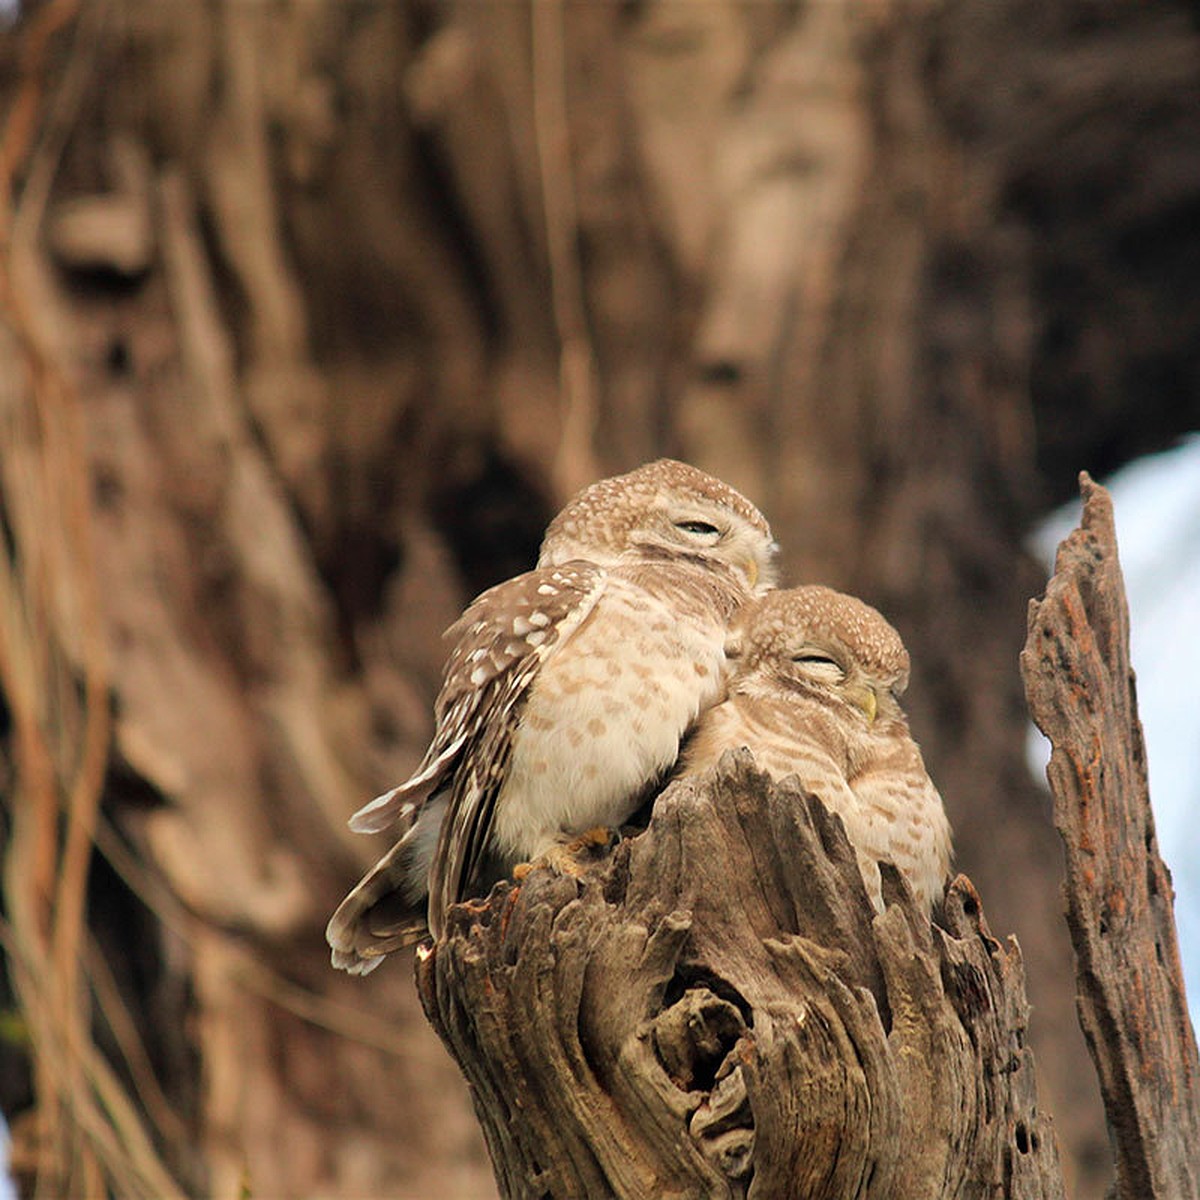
xmin=744 ymin=558 xmax=758 ymax=590
xmin=852 ymin=687 xmax=877 ymax=724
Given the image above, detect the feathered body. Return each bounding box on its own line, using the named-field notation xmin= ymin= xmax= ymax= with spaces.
xmin=327 ymin=460 xmax=776 ymax=973
xmin=679 ymin=585 xmax=952 ymax=914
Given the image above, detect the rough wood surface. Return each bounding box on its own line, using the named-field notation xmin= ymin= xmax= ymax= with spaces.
xmin=418 ymin=751 xmax=1064 ymax=1200
xmin=1021 ymin=474 xmax=1200 ymax=1200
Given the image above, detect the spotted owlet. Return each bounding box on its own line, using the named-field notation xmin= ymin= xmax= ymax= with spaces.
xmin=327 ymin=459 xmax=777 ymax=973
xmin=677 ymin=585 xmax=952 ymax=914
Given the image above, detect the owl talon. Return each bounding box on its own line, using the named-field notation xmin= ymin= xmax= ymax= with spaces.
xmin=568 ymin=825 xmax=621 ymax=855
xmin=514 ymin=826 xmax=620 ymax=881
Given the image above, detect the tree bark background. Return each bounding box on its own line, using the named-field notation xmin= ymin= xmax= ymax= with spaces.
xmin=0 ymin=1 xmax=1197 ymax=1197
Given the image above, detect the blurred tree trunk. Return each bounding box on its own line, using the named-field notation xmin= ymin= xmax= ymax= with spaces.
xmin=1 ymin=0 xmax=1197 ymax=1196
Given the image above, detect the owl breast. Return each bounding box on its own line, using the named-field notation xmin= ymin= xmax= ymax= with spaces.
xmin=491 ymin=573 xmax=726 ymax=862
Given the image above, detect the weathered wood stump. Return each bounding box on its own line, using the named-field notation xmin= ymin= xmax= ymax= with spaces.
xmin=417 ymin=751 xmax=1064 ymax=1199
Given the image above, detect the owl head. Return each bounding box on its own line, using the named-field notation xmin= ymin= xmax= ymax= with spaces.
xmin=539 ymin=459 xmax=777 ymax=594
xmin=726 ymin=585 xmax=911 ymax=724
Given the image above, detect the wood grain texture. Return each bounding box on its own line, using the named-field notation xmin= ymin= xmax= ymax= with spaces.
xmin=418 ymin=751 xmax=1065 ymax=1199
xmin=1021 ymin=474 xmax=1200 ymax=1200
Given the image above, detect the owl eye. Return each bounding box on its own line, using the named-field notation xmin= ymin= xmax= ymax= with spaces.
xmin=791 ymin=652 xmax=839 ymax=666
xmin=788 ymin=651 xmax=845 ymax=683
xmin=674 ymin=519 xmax=721 ymax=537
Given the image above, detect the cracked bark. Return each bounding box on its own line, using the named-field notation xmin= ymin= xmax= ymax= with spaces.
xmin=417 ymin=752 xmax=1065 ymax=1200
xmin=1021 ymin=475 xmax=1200 ymax=1200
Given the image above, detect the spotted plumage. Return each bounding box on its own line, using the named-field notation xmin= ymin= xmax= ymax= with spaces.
xmin=677 ymin=585 xmax=952 ymax=914
xmin=327 ymin=460 xmax=777 ymax=973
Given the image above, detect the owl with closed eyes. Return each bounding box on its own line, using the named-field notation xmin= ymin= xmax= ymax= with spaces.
xmin=677 ymin=585 xmax=952 ymax=914
xmin=327 ymin=459 xmax=777 ymax=973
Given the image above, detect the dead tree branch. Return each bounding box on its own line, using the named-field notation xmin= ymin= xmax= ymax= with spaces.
xmin=1021 ymin=473 xmax=1200 ymax=1200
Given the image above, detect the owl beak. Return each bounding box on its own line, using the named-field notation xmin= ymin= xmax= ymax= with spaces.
xmin=851 ymin=686 xmax=878 ymax=724
xmin=744 ymin=558 xmax=758 ymax=590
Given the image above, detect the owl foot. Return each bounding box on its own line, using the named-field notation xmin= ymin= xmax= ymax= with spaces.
xmin=513 ymin=826 xmax=620 ymax=881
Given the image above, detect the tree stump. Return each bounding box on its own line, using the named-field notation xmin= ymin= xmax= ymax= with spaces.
xmin=1021 ymin=473 xmax=1200 ymax=1200
xmin=417 ymin=751 xmax=1064 ymax=1199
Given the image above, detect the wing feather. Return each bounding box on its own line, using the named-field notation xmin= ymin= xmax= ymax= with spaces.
xmin=346 ymin=561 xmax=605 ymax=836
xmin=848 ymin=740 xmax=953 ymax=905
xmin=425 ymin=561 xmax=607 ymax=936
xmin=348 ymin=732 xmax=467 ymax=834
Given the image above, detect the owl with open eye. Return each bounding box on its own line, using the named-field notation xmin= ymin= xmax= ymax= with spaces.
xmin=327 ymin=459 xmax=777 ymax=973
xmin=677 ymin=585 xmax=952 ymax=914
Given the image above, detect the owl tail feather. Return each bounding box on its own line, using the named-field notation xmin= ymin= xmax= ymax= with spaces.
xmin=327 ymin=819 xmax=437 ymax=975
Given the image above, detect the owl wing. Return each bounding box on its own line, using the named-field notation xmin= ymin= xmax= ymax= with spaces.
xmin=847 ymin=736 xmax=953 ymax=908
xmin=386 ymin=562 xmax=607 ymax=937
xmin=684 ymin=697 xmax=856 ymax=807
xmin=348 ymin=562 xmax=606 ymax=837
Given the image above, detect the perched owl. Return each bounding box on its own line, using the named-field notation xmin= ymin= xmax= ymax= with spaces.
xmin=327 ymin=459 xmax=777 ymax=973
xmin=678 ymin=585 xmax=952 ymax=914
